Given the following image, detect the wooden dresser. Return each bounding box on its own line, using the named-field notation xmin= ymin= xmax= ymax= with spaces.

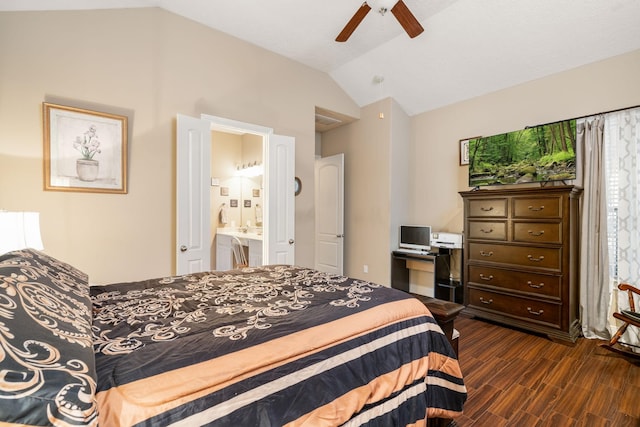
xmin=460 ymin=185 xmax=582 ymax=342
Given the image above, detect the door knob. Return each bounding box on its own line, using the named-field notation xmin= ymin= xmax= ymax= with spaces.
xmin=288 ymin=239 xmax=295 ymax=245
xmin=336 ymin=234 xmax=345 ymax=238
xmin=180 ymin=245 xmax=188 ymax=252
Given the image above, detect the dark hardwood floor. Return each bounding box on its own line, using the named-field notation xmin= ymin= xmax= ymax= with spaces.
xmin=452 ymin=314 xmax=640 ymax=426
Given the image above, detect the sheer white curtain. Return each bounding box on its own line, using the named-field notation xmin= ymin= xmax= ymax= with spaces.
xmin=604 ymin=107 xmax=640 ymax=346
xmin=578 ymin=117 xmax=610 ymax=339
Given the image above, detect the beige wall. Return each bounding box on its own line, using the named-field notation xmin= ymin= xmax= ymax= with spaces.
xmin=411 ymin=49 xmax=640 ymax=237
xmin=0 ymin=8 xmax=360 ymax=284
xmin=323 ymin=49 xmax=640 ymax=287
xmin=320 ymin=97 xmax=410 ymax=287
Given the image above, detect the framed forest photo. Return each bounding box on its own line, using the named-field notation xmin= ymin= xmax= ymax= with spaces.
xmin=43 ymin=103 xmax=128 ymax=194
xmin=468 ymin=120 xmax=576 ymax=187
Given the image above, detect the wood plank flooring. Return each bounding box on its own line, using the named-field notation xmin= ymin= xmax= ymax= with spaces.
xmin=452 ymin=314 xmax=640 ymax=426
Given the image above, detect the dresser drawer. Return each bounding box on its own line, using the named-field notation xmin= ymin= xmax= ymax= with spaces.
xmin=468 ymin=221 xmax=507 ymax=241
xmin=513 ymin=196 xmax=561 ymax=218
xmin=468 ymin=243 xmax=561 ymax=270
xmin=513 ymin=222 xmax=562 ymax=244
xmin=468 ymin=198 xmax=508 ymax=218
xmin=468 ymin=265 xmax=561 ymax=298
xmin=468 ymin=288 xmax=561 ymax=327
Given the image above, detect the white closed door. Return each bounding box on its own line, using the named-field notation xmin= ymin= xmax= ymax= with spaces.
xmin=314 ymin=153 xmax=344 ymax=274
xmin=266 ymin=134 xmax=295 ymax=265
xmin=176 ymin=114 xmax=211 ymax=275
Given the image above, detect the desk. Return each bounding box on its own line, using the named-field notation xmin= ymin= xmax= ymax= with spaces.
xmin=391 ymin=250 xmax=464 ymax=304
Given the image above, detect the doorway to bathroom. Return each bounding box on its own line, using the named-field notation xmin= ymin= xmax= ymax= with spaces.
xmin=176 ymin=114 xmax=295 ymax=275
xmin=211 ymin=129 xmax=264 ymax=269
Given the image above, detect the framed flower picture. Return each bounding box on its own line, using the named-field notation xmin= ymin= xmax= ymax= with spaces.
xmin=43 ymin=103 xmax=128 ymax=193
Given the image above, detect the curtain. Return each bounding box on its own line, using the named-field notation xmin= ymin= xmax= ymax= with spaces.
xmin=604 ymin=107 xmax=640 ymax=347
xmin=578 ymin=117 xmax=610 ymax=339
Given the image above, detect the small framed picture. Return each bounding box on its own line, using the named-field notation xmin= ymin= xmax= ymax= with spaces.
xmin=230 ymin=199 xmax=238 ymax=208
xmin=459 ymin=137 xmax=479 ymax=166
xmin=459 ymin=139 xmax=470 ymax=165
xmin=244 ymin=200 xmax=251 ymax=208
xmin=43 ymin=103 xmax=128 ymax=193
xmin=252 ymin=189 xmax=260 ymax=197
xmin=220 ymin=187 xmax=229 ymax=196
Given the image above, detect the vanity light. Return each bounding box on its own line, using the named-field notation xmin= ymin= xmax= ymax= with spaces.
xmin=236 ymin=161 xmax=263 ymax=177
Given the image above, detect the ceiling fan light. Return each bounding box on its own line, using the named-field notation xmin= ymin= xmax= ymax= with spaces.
xmin=366 ymin=0 xmax=398 ymax=13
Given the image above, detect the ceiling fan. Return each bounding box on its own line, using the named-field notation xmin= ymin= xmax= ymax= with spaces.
xmin=336 ymin=0 xmax=424 ymax=42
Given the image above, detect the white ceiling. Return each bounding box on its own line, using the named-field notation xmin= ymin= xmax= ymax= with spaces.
xmin=4 ymin=0 xmax=640 ymax=116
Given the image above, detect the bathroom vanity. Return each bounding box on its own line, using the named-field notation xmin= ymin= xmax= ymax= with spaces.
xmin=216 ymin=228 xmax=263 ymax=270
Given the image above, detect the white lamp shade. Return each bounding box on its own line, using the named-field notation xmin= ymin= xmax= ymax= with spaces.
xmin=0 ymin=212 xmax=44 ymax=254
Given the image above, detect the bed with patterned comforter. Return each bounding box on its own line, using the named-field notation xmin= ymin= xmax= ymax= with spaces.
xmin=0 ymin=250 xmax=465 ymax=426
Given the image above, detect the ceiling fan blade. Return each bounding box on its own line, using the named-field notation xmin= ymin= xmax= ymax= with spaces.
xmin=336 ymin=2 xmax=372 ymax=42
xmin=391 ymin=0 xmax=424 ymax=38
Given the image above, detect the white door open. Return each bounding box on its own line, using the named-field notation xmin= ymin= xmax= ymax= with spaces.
xmin=176 ymin=114 xmax=296 ymax=274
xmin=176 ymin=114 xmax=211 ymax=274
xmin=267 ymin=134 xmax=296 ymax=264
xmin=314 ymin=153 xmax=344 ymax=274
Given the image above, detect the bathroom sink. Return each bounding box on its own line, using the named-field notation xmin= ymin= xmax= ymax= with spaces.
xmin=217 ymin=229 xmax=263 ymax=241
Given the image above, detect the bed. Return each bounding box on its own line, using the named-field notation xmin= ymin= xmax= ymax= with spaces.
xmin=0 ymin=249 xmax=466 ymax=426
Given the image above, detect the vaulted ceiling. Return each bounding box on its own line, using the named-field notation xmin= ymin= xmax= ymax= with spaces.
xmin=5 ymin=0 xmax=640 ymax=117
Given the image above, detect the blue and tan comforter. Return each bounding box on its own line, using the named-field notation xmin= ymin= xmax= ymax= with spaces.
xmin=90 ymin=265 xmax=466 ymax=426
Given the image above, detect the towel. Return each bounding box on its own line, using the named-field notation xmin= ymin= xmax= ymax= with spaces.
xmin=219 ymin=203 xmax=228 ymax=224
xmin=255 ymin=204 xmax=263 ymax=225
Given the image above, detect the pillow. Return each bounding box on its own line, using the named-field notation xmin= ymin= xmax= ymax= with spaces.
xmin=0 ymin=249 xmax=97 ymax=426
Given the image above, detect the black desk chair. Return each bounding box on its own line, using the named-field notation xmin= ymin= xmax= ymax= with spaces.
xmin=600 ymin=283 xmax=640 ymax=360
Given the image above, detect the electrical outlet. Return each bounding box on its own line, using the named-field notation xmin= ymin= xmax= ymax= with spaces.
xmin=363 ymin=265 xmax=368 ymax=273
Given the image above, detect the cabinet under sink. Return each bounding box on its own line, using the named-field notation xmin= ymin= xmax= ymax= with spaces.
xmin=216 ymin=230 xmax=263 ymax=270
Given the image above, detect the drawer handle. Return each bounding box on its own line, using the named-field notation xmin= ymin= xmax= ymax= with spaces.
xmin=527 ymin=281 xmax=545 ymax=289
xmin=528 ymin=205 xmax=545 ymax=212
xmin=528 ymin=230 xmax=545 ymax=237
xmin=479 ymin=274 xmax=494 ymax=281
xmin=480 ymin=251 xmax=494 ymax=257
xmin=527 ymin=307 xmax=544 ymax=316
xmin=480 ymin=297 xmax=493 ymax=305
xmin=527 ymin=255 xmax=545 ymax=262
xmin=480 ymin=228 xmax=494 ymax=234
xmin=480 ymin=206 xmax=494 ymax=212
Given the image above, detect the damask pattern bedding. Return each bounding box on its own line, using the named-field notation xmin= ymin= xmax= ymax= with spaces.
xmin=0 ymin=249 xmax=98 ymax=426
xmin=90 ymin=265 xmax=466 ymax=426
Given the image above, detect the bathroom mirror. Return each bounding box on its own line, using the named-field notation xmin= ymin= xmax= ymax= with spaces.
xmin=211 ymin=131 xmax=263 ymax=230
xmin=214 ymin=174 xmax=263 ymax=229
